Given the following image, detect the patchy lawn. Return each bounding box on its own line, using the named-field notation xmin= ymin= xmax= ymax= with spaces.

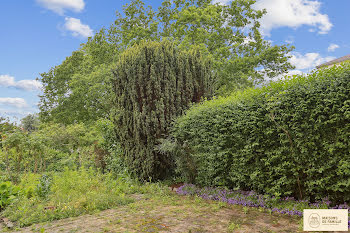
xmin=4 ymin=192 xmax=302 ymax=233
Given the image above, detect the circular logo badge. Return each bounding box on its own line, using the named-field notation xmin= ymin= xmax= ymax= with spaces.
xmin=308 ymin=213 xmax=321 ymax=228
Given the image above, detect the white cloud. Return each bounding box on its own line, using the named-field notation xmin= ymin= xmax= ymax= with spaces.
xmin=327 ymin=43 xmax=340 ymax=52
xmin=270 ymin=52 xmax=334 ymax=82
xmin=64 ymin=17 xmax=93 ymax=38
xmin=211 ymin=0 xmax=332 ymax=35
xmin=285 ymin=36 xmax=294 ymax=44
xmin=0 ymin=109 xmax=33 ymax=117
xmin=286 ymin=69 xmax=304 ymax=76
xmin=16 ymin=80 xmax=43 ymax=91
xmin=253 ymin=0 xmax=332 ymax=36
xmin=0 ymin=98 xmax=27 ymax=108
xmin=36 ymin=0 xmax=85 ymax=15
xmin=0 ymin=75 xmax=15 ymax=86
xmin=267 ymin=69 xmax=304 ymax=83
xmin=290 ymin=52 xmax=335 ymax=70
xmin=0 ymin=108 xmax=36 ymax=123
xmin=212 ymin=0 xmax=231 ymax=5
xmin=0 ymin=75 xmax=42 ymax=91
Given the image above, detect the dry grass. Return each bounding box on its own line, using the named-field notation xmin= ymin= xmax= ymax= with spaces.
xmin=6 ymin=192 xmax=304 ymax=233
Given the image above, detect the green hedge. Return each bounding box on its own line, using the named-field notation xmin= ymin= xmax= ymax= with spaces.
xmin=172 ymin=62 xmax=350 ymax=203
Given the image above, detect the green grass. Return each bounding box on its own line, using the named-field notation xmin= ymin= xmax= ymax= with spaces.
xmin=0 ymin=169 xmax=303 ymax=232
xmin=2 ymin=168 xmax=169 ymax=227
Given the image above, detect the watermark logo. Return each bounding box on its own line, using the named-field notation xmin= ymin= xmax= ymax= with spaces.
xmin=304 ymin=209 xmax=348 ymax=231
xmin=308 ymin=213 xmax=320 ymax=228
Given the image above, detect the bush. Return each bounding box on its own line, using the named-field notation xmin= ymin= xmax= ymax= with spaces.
xmin=0 ymin=122 xmax=109 ymax=176
xmin=35 ymin=174 xmax=52 ymax=199
xmin=2 ymin=168 xmax=138 ymax=227
xmin=112 ymin=40 xmax=214 ymax=180
xmin=0 ymin=181 xmax=20 ymax=210
xmin=172 ymin=62 xmax=350 ymax=204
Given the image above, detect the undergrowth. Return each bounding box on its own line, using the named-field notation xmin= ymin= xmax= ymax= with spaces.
xmin=2 ymin=168 xmax=169 ymax=227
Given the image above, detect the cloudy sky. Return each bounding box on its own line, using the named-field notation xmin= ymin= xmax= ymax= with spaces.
xmin=1 ymin=0 xmax=349 ymax=121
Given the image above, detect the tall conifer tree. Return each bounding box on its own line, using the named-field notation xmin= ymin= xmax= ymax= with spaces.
xmin=112 ymin=40 xmax=214 ymax=179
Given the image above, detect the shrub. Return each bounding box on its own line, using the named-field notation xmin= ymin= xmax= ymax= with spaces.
xmin=112 ymin=40 xmax=214 ymax=180
xmin=94 ymin=118 xmax=127 ymax=175
xmin=172 ymin=62 xmax=350 ymax=203
xmin=0 ymin=181 xmax=20 ymax=210
xmin=2 ymin=168 xmax=138 ymax=227
xmin=35 ymin=174 xmax=52 ymax=199
xmin=0 ymin=122 xmax=108 ymax=175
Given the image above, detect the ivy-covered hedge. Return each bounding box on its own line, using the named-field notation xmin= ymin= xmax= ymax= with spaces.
xmin=172 ymin=63 xmax=350 ymax=203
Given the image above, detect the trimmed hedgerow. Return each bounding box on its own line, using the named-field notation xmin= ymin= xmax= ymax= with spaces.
xmin=172 ymin=62 xmax=350 ymax=204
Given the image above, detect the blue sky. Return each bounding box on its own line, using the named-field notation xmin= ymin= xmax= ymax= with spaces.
xmin=1 ymin=0 xmax=349 ymax=121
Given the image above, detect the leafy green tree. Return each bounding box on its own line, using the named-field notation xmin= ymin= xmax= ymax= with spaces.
xmin=0 ymin=121 xmax=107 ymax=176
xmin=112 ymin=40 xmax=214 ymax=180
xmin=1 ymin=129 xmax=27 ymax=180
xmin=0 ymin=117 xmax=17 ymax=149
xmin=111 ymin=0 xmax=294 ymax=93
xmin=20 ymin=114 xmax=40 ymax=133
xmin=39 ymin=0 xmax=293 ymax=124
xmin=39 ymin=30 xmax=118 ymax=124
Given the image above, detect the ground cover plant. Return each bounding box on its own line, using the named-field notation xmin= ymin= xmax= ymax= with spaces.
xmin=171 ymin=62 xmax=350 ymax=204
xmin=2 ymin=189 xmax=303 ymax=233
xmin=0 ymin=181 xmax=20 ymax=211
xmin=1 ymin=168 xmax=168 ymax=228
xmin=176 ymin=183 xmax=350 ymax=228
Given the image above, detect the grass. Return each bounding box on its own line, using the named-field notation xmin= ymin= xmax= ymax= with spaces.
xmin=1 ymin=168 xmax=168 ymax=228
xmin=1 ymin=170 xmax=346 ymax=232
xmin=227 ymin=221 xmax=241 ymax=232
xmin=8 ymin=193 xmax=301 ymax=232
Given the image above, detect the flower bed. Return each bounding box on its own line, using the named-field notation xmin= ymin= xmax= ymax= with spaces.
xmin=176 ymin=184 xmax=350 ymax=228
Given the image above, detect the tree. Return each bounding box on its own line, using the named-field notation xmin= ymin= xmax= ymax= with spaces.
xmin=39 ymin=30 xmax=119 ymax=124
xmin=111 ymin=0 xmax=294 ymax=93
xmin=39 ymin=0 xmax=294 ymax=124
xmin=21 ymin=114 xmax=40 ymax=133
xmin=0 ymin=117 xmax=17 ymax=149
xmin=112 ymin=40 xmax=214 ymax=180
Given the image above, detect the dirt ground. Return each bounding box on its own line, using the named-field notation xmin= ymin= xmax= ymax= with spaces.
xmin=2 ymin=193 xmax=304 ymax=233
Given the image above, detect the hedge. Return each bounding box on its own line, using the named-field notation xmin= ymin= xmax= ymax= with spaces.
xmin=172 ymin=62 xmax=350 ymax=203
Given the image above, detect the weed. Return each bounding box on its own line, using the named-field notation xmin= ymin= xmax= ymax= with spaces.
xmin=2 ymin=168 xmax=157 ymax=227
xmin=228 ymin=222 xmax=241 ymax=232
xmin=243 ymin=207 xmax=249 ymax=214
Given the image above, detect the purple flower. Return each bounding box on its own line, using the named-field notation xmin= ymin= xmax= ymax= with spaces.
xmin=175 ymin=183 xmax=350 ymax=229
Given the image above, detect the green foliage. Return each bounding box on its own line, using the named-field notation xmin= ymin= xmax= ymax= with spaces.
xmin=94 ymin=118 xmax=127 ymax=175
xmin=112 ymin=40 xmax=214 ymax=180
xmin=35 ymin=174 xmax=52 ymax=199
xmin=20 ymin=114 xmax=40 ymax=133
xmin=39 ymin=38 xmax=117 ymax=124
xmin=0 ymin=181 xmax=20 ymax=210
xmin=172 ymin=62 xmax=350 ymax=203
xmin=39 ymin=0 xmax=293 ymax=124
xmin=113 ymin=0 xmax=294 ymax=93
xmin=2 ymin=168 xmax=168 ymax=227
xmin=0 ymin=117 xmax=17 ymax=149
xmin=0 ymin=122 xmax=110 ymax=178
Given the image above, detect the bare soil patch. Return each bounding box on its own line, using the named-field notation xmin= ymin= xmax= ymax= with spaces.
xmin=3 ymin=193 xmax=303 ymax=232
